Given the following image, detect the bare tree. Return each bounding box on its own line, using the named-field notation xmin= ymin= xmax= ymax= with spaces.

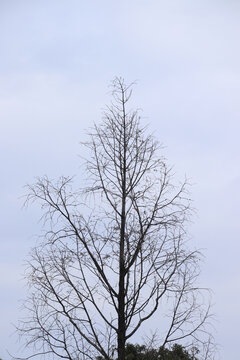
xmin=18 ymin=78 xmax=213 ymax=360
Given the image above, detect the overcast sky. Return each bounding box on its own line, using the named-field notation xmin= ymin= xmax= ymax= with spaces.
xmin=1 ymin=1 xmax=240 ymax=359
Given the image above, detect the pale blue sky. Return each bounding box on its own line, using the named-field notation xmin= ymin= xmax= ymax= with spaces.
xmin=1 ymin=1 xmax=240 ymax=359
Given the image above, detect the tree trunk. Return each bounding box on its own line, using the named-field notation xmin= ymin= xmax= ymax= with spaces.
xmin=118 ymin=208 xmax=126 ymax=360
xmin=118 ymin=267 xmax=125 ymax=360
xmin=118 ymin=106 xmax=127 ymax=360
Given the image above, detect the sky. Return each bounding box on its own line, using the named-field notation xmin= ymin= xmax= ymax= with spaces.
xmin=1 ymin=0 xmax=240 ymax=359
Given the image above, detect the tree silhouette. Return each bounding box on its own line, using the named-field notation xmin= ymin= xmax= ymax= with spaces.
xmin=18 ymin=78 xmax=213 ymax=360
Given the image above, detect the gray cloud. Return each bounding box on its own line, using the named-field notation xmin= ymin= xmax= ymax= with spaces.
xmin=1 ymin=1 xmax=239 ymax=359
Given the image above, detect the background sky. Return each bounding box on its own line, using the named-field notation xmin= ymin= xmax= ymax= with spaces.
xmin=1 ymin=1 xmax=240 ymax=359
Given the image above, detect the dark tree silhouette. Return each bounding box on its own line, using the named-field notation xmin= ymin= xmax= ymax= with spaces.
xmin=18 ymin=78 xmax=213 ymax=360
xmin=124 ymin=342 xmax=199 ymax=360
